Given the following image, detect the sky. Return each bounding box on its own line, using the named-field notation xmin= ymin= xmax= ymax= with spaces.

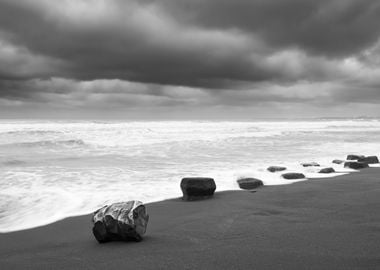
xmin=0 ymin=0 xmax=380 ymax=119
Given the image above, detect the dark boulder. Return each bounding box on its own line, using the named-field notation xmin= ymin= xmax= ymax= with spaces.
xmin=92 ymin=201 xmax=149 ymax=243
xmin=237 ymin=178 xmax=263 ymax=190
xmin=344 ymin=161 xmax=369 ymax=170
xmin=346 ymin=155 xmax=365 ymax=160
xmin=301 ymin=162 xmax=320 ymax=167
xmin=319 ymin=167 xmax=335 ymax=174
xmin=180 ymin=177 xmax=216 ymax=201
xmin=267 ymin=166 xmax=287 ymax=172
xmin=332 ymin=159 xmax=344 ymax=164
xmin=358 ymin=156 xmax=379 ymax=164
xmin=282 ymin=173 xmax=306 ymax=180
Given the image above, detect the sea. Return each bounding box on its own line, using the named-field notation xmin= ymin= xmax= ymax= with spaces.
xmin=1 ymin=119 xmax=380 ymax=232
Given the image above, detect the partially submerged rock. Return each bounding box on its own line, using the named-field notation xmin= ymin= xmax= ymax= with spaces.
xmin=332 ymin=159 xmax=344 ymax=164
xmin=358 ymin=156 xmax=379 ymax=164
xmin=282 ymin=173 xmax=306 ymax=180
xmin=301 ymin=162 xmax=320 ymax=167
xmin=237 ymin=178 xmax=263 ymax=190
xmin=346 ymin=155 xmax=365 ymax=160
xmin=344 ymin=161 xmax=369 ymax=170
xmin=319 ymin=167 xmax=335 ymax=174
xmin=267 ymin=166 xmax=286 ymax=172
xmin=180 ymin=177 xmax=216 ymax=201
xmin=92 ymin=201 xmax=149 ymax=243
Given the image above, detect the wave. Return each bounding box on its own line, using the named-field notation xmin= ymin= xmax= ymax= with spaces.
xmin=2 ymin=160 xmax=27 ymax=166
xmin=1 ymin=130 xmax=63 ymax=135
xmin=0 ymin=139 xmax=86 ymax=148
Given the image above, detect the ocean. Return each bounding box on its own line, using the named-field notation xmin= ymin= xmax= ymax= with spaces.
xmin=1 ymin=119 xmax=380 ymax=232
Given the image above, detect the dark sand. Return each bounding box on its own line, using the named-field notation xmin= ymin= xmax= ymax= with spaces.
xmin=1 ymin=168 xmax=379 ymax=269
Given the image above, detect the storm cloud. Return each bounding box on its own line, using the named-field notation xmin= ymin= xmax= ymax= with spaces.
xmin=0 ymin=0 xmax=379 ymax=118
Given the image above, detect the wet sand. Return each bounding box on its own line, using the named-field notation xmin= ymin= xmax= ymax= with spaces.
xmin=0 ymin=168 xmax=379 ymax=269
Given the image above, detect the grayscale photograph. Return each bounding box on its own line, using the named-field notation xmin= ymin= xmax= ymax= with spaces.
xmin=0 ymin=0 xmax=379 ymax=269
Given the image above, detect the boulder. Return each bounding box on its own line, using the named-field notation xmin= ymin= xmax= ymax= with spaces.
xmin=267 ymin=166 xmax=287 ymax=172
xmin=358 ymin=156 xmax=379 ymax=164
xmin=282 ymin=173 xmax=306 ymax=180
xmin=332 ymin=159 xmax=344 ymax=164
xmin=237 ymin=178 xmax=263 ymax=190
xmin=301 ymin=162 xmax=320 ymax=167
xmin=344 ymin=161 xmax=369 ymax=170
xmin=180 ymin=177 xmax=216 ymax=201
xmin=319 ymin=167 xmax=335 ymax=174
xmin=92 ymin=201 xmax=149 ymax=243
xmin=346 ymin=155 xmax=365 ymax=160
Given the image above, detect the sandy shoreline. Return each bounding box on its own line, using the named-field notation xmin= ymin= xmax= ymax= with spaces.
xmin=0 ymin=168 xmax=379 ymax=269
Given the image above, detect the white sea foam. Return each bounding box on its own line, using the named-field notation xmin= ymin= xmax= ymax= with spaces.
xmin=0 ymin=119 xmax=380 ymax=232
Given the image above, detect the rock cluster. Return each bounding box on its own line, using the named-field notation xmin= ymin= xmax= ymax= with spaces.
xmin=358 ymin=156 xmax=379 ymax=164
xmin=346 ymin=155 xmax=365 ymax=160
xmin=92 ymin=201 xmax=149 ymax=243
xmin=344 ymin=154 xmax=378 ymax=168
xmin=344 ymin=161 xmax=369 ymax=170
xmin=90 ymin=152 xmax=379 ymax=244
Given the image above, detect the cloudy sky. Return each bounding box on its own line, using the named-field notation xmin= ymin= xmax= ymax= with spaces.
xmin=0 ymin=0 xmax=380 ymax=119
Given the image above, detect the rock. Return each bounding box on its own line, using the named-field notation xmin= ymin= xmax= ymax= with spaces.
xmin=346 ymin=154 xmax=365 ymax=160
xmin=237 ymin=178 xmax=263 ymax=190
xmin=319 ymin=167 xmax=335 ymax=173
xmin=92 ymin=201 xmax=149 ymax=243
xmin=282 ymin=173 xmax=306 ymax=180
xmin=344 ymin=161 xmax=369 ymax=170
xmin=332 ymin=159 xmax=344 ymax=164
xmin=180 ymin=177 xmax=216 ymax=201
xmin=358 ymin=156 xmax=379 ymax=164
xmin=301 ymin=162 xmax=320 ymax=167
xmin=267 ymin=166 xmax=287 ymax=172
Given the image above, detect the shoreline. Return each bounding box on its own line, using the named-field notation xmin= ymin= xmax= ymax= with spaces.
xmin=0 ymin=161 xmax=365 ymax=234
xmin=2 ymin=119 xmax=380 ymax=234
xmin=1 ymin=168 xmax=379 ymax=269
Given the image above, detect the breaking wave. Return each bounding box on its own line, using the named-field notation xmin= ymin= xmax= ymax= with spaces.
xmin=1 ymin=160 xmax=27 ymax=166
xmin=1 ymin=130 xmax=63 ymax=135
xmin=0 ymin=139 xmax=86 ymax=148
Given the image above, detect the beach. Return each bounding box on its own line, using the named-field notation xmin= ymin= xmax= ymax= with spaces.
xmin=2 ymin=119 xmax=380 ymax=232
xmin=1 ymin=0 xmax=380 ymax=269
xmin=1 ymin=168 xmax=379 ymax=269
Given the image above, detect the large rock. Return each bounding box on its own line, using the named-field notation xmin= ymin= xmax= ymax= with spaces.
xmin=180 ymin=177 xmax=216 ymax=201
xmin=358 ymin=156 xmax=379 ymax=164
xmin=301 ymin=162 xmax=320 ymax=167
xmin=267 ymin=166 xmax=286 ymax=172
xmin=346 ymin=154 xmax=365 ymax=160
xmin=344 ymin=161 xmax=369 ymax=170
xmin=319 ymin=167 xmax=335 ymax=174
xmin=237 ymin=178 xmax=263 ymax=190
xmin=92 ymin=201 xmax=149 ymax=243
xmin=332 ymin=159 xmax=344 ymax=164
xmin=282 ymin=173 xmax=306 ymax=180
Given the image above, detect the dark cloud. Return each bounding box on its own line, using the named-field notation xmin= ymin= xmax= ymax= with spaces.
xmin=0 ymin=0 xmax=379 ymax=118
xmin=162 ymin=0 xmax=380 ymax=57
xmin=2 ymin=0 xmax=375 ymax=85
xmin=0 ymin=0 xmax=266 ymax=87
